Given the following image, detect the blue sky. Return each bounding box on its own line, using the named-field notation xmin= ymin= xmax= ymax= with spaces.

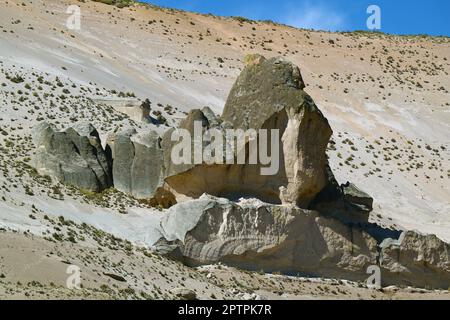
xmin=142 ymin=0 xmax=450 ymax=36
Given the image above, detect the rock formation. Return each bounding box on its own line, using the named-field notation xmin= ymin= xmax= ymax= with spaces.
xmin=110 ymin=129 xmax=165 ymax=199
xmin=156 ymin=55 xmax=332 ymax=207
xmin=157 ymin=194 xmax=378 ymax=280
xmin=32 ymin=122 xmax=112 ymax=192
xmin=157 ymin=195 xmax=450 ymax=289
xmin=31 ymin=55 xmax=450 ymax=289
xmin=101 ymin=55 xmax=334 ymax=208
xmin=222 ymin=55 xmax=332 ymax=206
xmin=380 ymin=231 xmax=450 ymax=289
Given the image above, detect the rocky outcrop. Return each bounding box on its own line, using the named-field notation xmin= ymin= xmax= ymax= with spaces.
xmin=380 ymin=231 xmax=450 ymax=289
xmin=32 ymin=122 xmax=112 ymax=192
xmin=161 ymin=107 xmax=219 ymax=180
xmin=30 ymin=54 xmax=450 ymax=290
xmin=32 ymin=121 xmax=168 ymax=202
xmin=342 ymin=182 xmax=373 ymax=212
xmin=110 ymin=129 xmax=165 ymax=199
xmin=222 ymin=55 xmax=332 ymax=206
xmin=157 ymin=195 xmax=378 ymax=281
xmin=157 ymin=195 xmax=450 ymax=289
xmin=157 ymin=55 xmax=332 ymax=207
xmin=82 ymin=55 xmax=334 ymax=208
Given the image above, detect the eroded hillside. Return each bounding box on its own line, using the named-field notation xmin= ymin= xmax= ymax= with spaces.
xmin=0 ymin=0 xmax=449 ymax=299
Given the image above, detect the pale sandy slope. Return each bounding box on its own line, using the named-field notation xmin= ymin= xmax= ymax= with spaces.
xmin=0 ymin=0 xmax=449 ymax=244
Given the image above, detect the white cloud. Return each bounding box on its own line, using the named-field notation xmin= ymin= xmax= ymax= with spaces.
xmin=283 ymin=2 xmax=346 ymax=32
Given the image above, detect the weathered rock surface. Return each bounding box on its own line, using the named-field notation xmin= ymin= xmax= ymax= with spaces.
xmin=32 ymin=122 xmax=112 ymax=192
xmin=158 ymin=195 xmax=378 ymax=281
xmin=342 ymin=182 xmax=373 ymax=212
xmin=222 ymin=55 xmax=332 ymax=206
xmin=161 ymin=107 xmax=218 ymax=179
xmin=80 ymin=55 xmax=336 ymax=208
xmin=110 ymin=129 xmax=165 ymax=199
xmin=380 ymin=231 xmax=450 ymax=289
xmin=157 ymin=195 xmax=450 ymax=289
xmin=30 ymin=54 xmax=450 ymax=290
xmin=157 ymin=55 xmax=333 ymax=207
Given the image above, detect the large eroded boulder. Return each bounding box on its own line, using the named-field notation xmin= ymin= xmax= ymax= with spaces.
xmin=222 ymin=55 xmax=332 ymax=206
xmin=158 ymin=55 xmax=332 ymax=207
xmin=157 ymin=195 xmax=379 ymax=281
xmin=110 ymin=129 xmax=165 ymax=199
xmin=32 ymin=122 xmax=112 ymax=192
xmin=380 ymin=231 xmax=450 ymax=289
xmin=156 ymin=195 xmax=450 ymax=289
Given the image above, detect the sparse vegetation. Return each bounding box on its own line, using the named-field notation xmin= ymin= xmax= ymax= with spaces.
xmin=92 ymin=0 xmax=135 ymax=8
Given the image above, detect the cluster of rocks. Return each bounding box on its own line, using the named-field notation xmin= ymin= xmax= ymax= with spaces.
xmin=32 ymin=55 xmax=450 ymax=289
xmin=34 ymin=55 xmax=337 ymax=209
xmin=156 ymin=195 xmax=450 ymax=289
xmin=33 ymin=122 xmax=112 ymax=192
